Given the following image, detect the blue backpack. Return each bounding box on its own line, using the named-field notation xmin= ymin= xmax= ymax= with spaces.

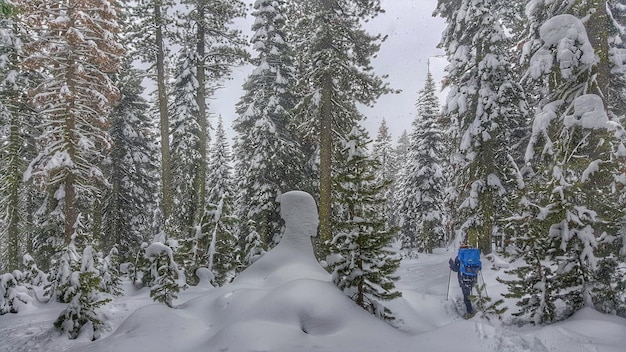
xmin=458 ymin=248 xmax=481 ymax=277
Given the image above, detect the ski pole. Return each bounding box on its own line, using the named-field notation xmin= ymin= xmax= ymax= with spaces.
xmin=446 ymin=268 xmax=451 ymax=300
xmin=479 ymin=271 xmax=489 ymax=298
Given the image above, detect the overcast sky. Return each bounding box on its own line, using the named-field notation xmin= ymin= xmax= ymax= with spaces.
xmin=209 ymin=0 xmax=448 ymax=144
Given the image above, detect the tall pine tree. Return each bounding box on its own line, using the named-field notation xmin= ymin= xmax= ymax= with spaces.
xmin=398 ymin=67 xmax=446 ymax=253
xmin=436 ymin=0 xmax=527 ymax=254
xmin=234 ymin=0 xmax=302 ymax=247
xmin=291 ymin=0 xmax=391 ymax=253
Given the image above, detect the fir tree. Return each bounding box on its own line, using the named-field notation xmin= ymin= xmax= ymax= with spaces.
xmin=102 ymin=62 xmax=160 ymax=262
xmin=398 ymin=67 xmax=446 ymax=253
xmin=329 ymin=126 xmax=401 ymax=322
xmin=143 ymin=233 xmax=187 ymax=308
xmin=436 ymin=0 xmax=528 ymax=254
xmin=372 ymin=119 xmax=396 ymax=232
xmin=0 ymin=272 xmax=31 ymax=314
xmin=0 ymin=1 xmax=35 ymax=272
xmin=54 ymin=245 xmax=111 ymax=340
xmin=20 ymin=0 xmax=123 ymax=247
xmin=291 ymin=0 xmax=391 ymax=252
xmin=502 ymin=7 xmax=624 ymax=323
xmin=172 ymin=0 xmax=248 ymax=239
xmin=391 ymin=130 xmax=411 ymax=240
xmin=127 ymin=0 xmax=175 ymax=225
xmin=234 ymin=0 xmax=303 ymax=248
xmin=201 ymin=116 xmax=238 ymax=286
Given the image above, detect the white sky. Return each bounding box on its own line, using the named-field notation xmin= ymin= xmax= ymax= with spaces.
xmin=209 ymin=0 xmax=448 ymax=144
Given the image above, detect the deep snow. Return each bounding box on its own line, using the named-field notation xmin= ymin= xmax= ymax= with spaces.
xmin=0 ymin=191 xmax=625 ymax=352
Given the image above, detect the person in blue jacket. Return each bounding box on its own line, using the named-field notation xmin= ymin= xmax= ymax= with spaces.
xmin=449 ymin=243 xmax=476 ymax=317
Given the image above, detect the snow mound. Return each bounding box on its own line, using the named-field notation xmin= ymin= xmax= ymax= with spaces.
xmin=233 ymin=191 xmax=330 ymax=287
xmin=75 ymin=191 xmax=406 ymax=352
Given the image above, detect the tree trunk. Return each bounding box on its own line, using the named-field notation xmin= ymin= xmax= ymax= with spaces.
xmin=194 ymin=5 xmax=208 ymax=233
xmin=317 ymin=0 xmax=334 ymax=257
xmin=6 ymin=115 xmax=20 ymax=271
xmin=155 ymin=3 xmax=173 ymax=224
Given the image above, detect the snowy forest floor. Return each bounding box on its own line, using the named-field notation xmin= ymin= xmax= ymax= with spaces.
xmin=0 ymin=248 xmax=625 ymax=352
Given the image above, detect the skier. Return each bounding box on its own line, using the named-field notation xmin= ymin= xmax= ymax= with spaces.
xmin=449 ymin=243 xmax=478 ymax=318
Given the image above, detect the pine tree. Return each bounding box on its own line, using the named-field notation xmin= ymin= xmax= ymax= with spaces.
xmin=0 ymin=1 xmax=35 ymax=272
xmin=200 ymin=116 xmax=238 ymax=286
xmin=291 ymin=0 xmax=391 ymax=253
xmin=127 ymin=0 xmax=175 ymax=226
xmin=398 ymin=68 xmax=446 ymax=253
xmin=234 ymin=0 xmax=303 ymax=248
xmin=435 ymin=0 xmax=528 ymax=254
xmin=20 ymin=0 xmax=123 ymax=246
xmin=54 ymin=245 xmax=112 ymax=340
xmin=391 ymin=130 xmax=410 ymax=239
xmin=102 ymin=62 xmax=160 ymax=262
xmin=372 ymin=119 xmax=396 ymax=232
xmin=172 ymin=0 xmax=248 ymax=238
xmin=502 ymin=5 xmax=624 ymax=323
xmin=143 ymin=233 xmax=187 ymax=307
xmin=169 ymin=47 xmax=204 ymax=236
xmin=329 ymin=126 xmax=401 ymax=322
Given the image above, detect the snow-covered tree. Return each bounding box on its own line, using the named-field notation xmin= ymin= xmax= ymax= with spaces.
xmin=171 ymin=0 xmax=248 ymax=238
xmin=200 ymin=116 xmax=238 ymax=286
xmin=291 ymin=0 xmax=391 ymax=250
xmin=390 ymin=130 xmax=410 ymax=237
xmin=0 ymin=1 xmax=35 ymax=272
xmin=436 ymin=0 xmax=528 ymax=254
xmin=398 ymin=68 xmax=446 ymax=253
xmin=20 ymin=0 xmax=123 ymax=246
xmin=54 ymin=245 xmax=111 ymax=340
xmin=502 ymin=8 xmax=624 ymax=323
xmin=372 ymin=119 xmax=396 ymax=231
xmin=142 ymin=233 xmax=187 ymax=307
xmin=0 ymin=272 xmax=31 ymax=315
xmin=234 ymin=0 xmax=303 ymax=247
xmin=242 ymin=221 xmax=266 ymax=266
xmin=329 ymin=126 xmax=401 ymax=322
xmin=102 ymin=63 xmax=160 ymax=262
xmin=127 ymin=0 xmax=175 ymax=225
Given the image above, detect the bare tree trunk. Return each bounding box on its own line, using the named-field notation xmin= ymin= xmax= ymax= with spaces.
xmin=155 ymin=3 xmax=173 ymax=223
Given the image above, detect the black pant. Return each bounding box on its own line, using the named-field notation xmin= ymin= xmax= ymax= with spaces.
xmin=461 ymin=285 xmax=473 ymax=314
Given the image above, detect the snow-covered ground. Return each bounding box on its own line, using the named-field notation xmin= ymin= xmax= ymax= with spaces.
xmin=1 ymin=192 xmax=625 ymax=352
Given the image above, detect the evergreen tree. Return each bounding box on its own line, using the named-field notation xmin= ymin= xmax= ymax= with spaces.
xmin=329 ymin=126 xmax=401 ymax=322
xmin=20 ymin=0 xmax=123 ymax=246
xmin=398 ymin=68 xmax=446 ymax=253
xmin=102 ymin=63 xmax=160 ymax=262
xmin=172 ymin=0 xmax=248 ymax=238
xmin=502 ymin=6 xmax=624 ymax=323
xmin=291 ymin=0 xmax=391 ymax=252
xmin=143 ymin=233 xmax=187 ymax=308
xmin=201 ymin=116 xmax=238 ymax=286
xmin=391 ymin=130 xmax=410 ymax=238
xmin=127 ymin=0 xmax=175 ymax=226
xmin=234 ymin=0 xmax=302 ymax=248
xmin=436 ymin=0 xmax=528 ymax=254
xmin=54 ymin=245 xmax=112 ymax=340
xmin=169 ymin=46 xmax=204 ymax=236
xmin=0 ymin=272 xmax=31 ymax=314
xmin=372 ymin=119 xmax=396 ymax=232
xmin=0 ymin=1 xmax=36 ymax=272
